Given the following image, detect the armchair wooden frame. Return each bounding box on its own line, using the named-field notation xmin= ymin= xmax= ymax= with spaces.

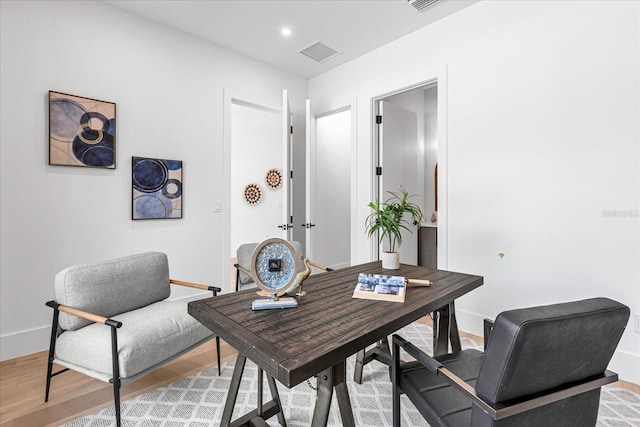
xmin=45 ymin=279 xmax=221 ymax=427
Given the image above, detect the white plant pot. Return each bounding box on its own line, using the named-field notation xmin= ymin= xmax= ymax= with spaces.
xmin=381 ymin=251 xmax=400 ymax=270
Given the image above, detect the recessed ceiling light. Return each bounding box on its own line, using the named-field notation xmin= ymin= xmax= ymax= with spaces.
xmin=281 ymin=27 xmax=292 ymax=37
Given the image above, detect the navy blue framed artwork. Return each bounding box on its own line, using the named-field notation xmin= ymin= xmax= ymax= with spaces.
xmin=132 ymin=156 xmax=183 ymax=219
xmin=49 ymin=91 xmax=116 ymax=168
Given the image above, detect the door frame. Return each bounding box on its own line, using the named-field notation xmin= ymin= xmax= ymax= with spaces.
xmin=374 ymin=99 xmax=420 ymax=264
xmin=368 ymin=70 xmax=448 ymax=269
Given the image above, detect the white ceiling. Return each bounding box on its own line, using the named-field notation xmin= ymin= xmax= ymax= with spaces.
xmin=103 ymin=0 xmax=478 ymax=79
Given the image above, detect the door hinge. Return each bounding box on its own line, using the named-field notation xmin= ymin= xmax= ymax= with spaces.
xmin=290 ymin=125 xmax=293 ymax=134
xmin=290 ymin=170 xmax=293 ymax=179
xmin=376 ymin=115 xmax=382 ymax=124
xmin=290 ymin=215 xmax=293 ymax=223
xmin=376 ymin=166 xmax=382 ymax=176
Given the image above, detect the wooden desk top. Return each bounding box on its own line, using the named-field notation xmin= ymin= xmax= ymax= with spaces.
xmin=188 ymin=262 xmax=483 ymax=388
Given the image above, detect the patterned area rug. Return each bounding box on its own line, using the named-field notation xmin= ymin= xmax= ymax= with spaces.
xmin=65 ymin=322 xmax=640 ymax=426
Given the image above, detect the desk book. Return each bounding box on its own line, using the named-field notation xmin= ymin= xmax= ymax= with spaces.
xmin=352 ymin=273 xmax=406 ymax=303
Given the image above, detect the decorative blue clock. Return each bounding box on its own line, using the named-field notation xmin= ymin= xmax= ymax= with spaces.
xmin=250 ymin=238 xmax=300 ymax=310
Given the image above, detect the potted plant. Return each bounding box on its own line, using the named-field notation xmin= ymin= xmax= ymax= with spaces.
xmin=365 ymin=186 xmax=424 ymax=269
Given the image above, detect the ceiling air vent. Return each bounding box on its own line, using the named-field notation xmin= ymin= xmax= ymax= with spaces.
xmin=407 ymin=0 xmax=439 ymax=12
xmin=299 ymin=41 xmax=340 ymax=63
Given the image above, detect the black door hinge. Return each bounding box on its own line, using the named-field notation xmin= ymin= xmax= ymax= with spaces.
xmin=290 ymin=170 xmax=293 ymax=179
xmin=376 ymin=115 xmax=382 ymax=124
xmin=290 ymin=125 xmax=293 ymax=134
xmin=376 ymin=166 xmax=382 ymax=176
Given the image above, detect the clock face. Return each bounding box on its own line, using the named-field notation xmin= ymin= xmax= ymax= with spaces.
xmin=251 ymin=238 xmax=299 ymax=293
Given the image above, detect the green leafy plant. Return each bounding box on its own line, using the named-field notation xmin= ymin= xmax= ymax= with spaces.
xmin=365 ymin=186 xmax=424 ymax=253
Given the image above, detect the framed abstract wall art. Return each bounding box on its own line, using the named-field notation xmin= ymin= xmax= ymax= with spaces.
xmin=49 ymin=91 xmax=116 ymax=168
xmin=132 ymin=156 xmax=183 ymax=220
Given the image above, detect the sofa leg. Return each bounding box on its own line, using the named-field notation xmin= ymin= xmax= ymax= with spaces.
xmin=216 ymin=335 xmax=221 ymax=375
xmin=113 ymin=380 xmax=122 ymax=427
xmin=110 ymin=326 xmax=122 ymax=427
xmin=44 ymin=302 xmax=60 ymax=402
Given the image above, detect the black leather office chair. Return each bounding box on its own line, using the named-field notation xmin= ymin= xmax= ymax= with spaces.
xmin=391 ymin=297 xmax=630 ymax=427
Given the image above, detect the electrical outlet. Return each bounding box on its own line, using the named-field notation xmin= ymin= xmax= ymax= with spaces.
xmin=634 ymin=313 xmax=640 ymax=333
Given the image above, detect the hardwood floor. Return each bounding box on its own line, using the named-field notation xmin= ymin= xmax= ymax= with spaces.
xmin=0 ymin=339 xmax=239 ymax=427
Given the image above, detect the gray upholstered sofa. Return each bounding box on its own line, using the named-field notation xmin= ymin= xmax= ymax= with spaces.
xmin=44 ymin=251 xmax=220 ymax=427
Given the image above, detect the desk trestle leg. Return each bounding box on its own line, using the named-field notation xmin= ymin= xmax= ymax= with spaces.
xmin=432 ymin=301 xmax=461 ymax=356
xmin=353 ymin=337 xmax=392 ymax=384
xmin=312 ymin=360 xmax=355 ymax=427
xmin=219 ymin=355 xmax=287 ymax=427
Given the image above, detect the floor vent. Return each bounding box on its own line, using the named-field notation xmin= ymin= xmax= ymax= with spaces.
xmin=407 ymin=0 xmax=439 ymax=12
xmin=299 ymin=41 xmax=340 ymax=63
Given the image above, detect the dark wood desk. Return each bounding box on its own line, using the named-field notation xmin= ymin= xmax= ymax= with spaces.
xmin=188 ymin=261 xmax=483 ymax=427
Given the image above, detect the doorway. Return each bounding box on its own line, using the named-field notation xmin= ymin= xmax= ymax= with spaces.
xmin=373 ymin=81 xmax=439 ymax=266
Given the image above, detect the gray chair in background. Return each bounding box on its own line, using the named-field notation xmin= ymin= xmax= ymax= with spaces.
xmin=392 ymin=297 xmax=630 ymax=427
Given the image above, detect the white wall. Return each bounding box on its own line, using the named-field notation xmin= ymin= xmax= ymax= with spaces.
xmin=0 ymin=0 xmax=307 ymax=360
xmin=309 ymin=0 xmax=640 ymax=383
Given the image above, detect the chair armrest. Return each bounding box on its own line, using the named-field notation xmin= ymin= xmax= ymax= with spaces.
xmin=45 ymin=300 xmax=122 ymax=328
xmin=392 ymin=334 xmax=618 ymax=421
xmin=234 ymin=264 xmax=253 ymax=278
xmin=170 ymin=279 xmax=221 ymax=296
xmin=307 ymin=260 xmax=334 ymax=272
xmin=392 ymin=334 xmax=443 ymax=373
xmin=488 ymin=370 xmax=618 ymax=420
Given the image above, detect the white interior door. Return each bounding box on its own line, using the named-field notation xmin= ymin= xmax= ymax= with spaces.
xmin=305 ymin=101 xmax=351 ymax=268
xmin=304 ymin=100 xmax=315 ymax=258
xmin=378 ymin=100 xmax=419 ymax=265
xmin=280 ymin=90 xmax=292 ymax=239
xmin=230 ymin=99 xmax=282 ymax=253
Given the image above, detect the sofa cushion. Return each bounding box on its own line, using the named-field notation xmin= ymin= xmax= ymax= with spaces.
xmin=55 ymin=252 xmax=171 ymax=330
xmin=54 ymin=299 xmax=212 ymax=379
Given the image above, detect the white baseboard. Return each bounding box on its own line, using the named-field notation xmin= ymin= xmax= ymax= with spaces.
xmin=329 ymin=262 xmax=351 ymax=270
xmin=610 ymin=349 xmax=640 ymax=386
xmin=1 ymin=326 xmax=50 ymax=361
xmin=455 ymin=308 xmax=640 ymax=386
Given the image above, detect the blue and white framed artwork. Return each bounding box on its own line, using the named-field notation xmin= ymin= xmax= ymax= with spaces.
xmin=132 ymin=156 xmax=183 ymax=219
xmin=49 ymin=91 xmax=116 ymax=168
